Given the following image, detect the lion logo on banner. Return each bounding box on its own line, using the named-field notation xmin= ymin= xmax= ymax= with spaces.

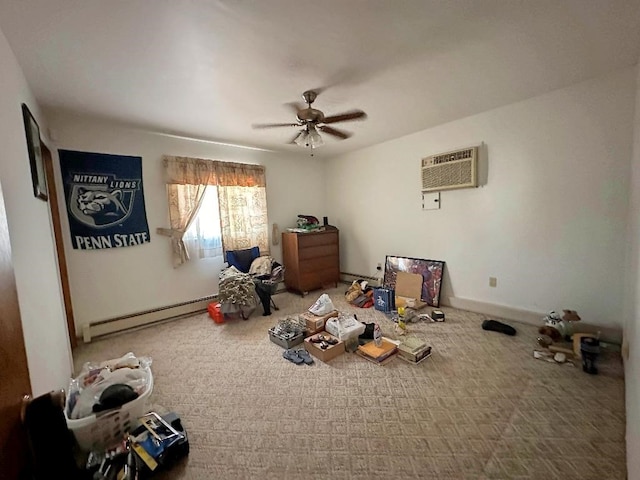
xmin=69 ymin=186 xmax=134 ymax=227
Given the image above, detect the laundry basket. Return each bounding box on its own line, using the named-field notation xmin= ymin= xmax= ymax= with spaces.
xmin=64 ymin=367 xmax=153 ymax=452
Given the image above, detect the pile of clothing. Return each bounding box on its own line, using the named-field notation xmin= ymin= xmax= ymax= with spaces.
xmin=218 ymin=266 xmax=258 ymax=318
xmin=219 ymin=255 xmax=284 ymax=317
xmin=248 ymin=255 xmax=284 ymax=316
xmin=345 ymin=279 xmax=374 ymax=308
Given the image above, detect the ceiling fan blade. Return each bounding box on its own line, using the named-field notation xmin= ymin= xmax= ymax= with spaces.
xmin=285 ymin=102 xmax=306 ymax=114
xmin=322 ymin=109 xmax=367 ymax=124
xmin=252 ymin=122 xmax=300 ymax=129
xmin=318 ymin=125 xmax=351 ymax=140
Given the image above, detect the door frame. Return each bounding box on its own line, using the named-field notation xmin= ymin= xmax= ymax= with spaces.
xmin=0 ymin=179 xmax=32 ymax=478
xmin=42 ymin=143 xmax=77 ymax=348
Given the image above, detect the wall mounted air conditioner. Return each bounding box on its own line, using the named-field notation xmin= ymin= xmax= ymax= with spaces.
xmin=421 ymin=146 xmax=478 ymax=192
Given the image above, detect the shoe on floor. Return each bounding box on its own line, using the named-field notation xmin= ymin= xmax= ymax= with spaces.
xmin=482 ymin=319 xmax=516 ymax=336
xmin=283 ymin=349 xmax=304 ymax=364
xmin=296 ymin=349 xmax=314 ymax=365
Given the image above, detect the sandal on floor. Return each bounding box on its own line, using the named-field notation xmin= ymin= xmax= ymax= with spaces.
xmin=283 ymin=349 xmax=304 ymax=364
xmin=310 ymin=334 xmax=338 ymax=345
xmin=296 ymin=349 xmax=314 ymax=365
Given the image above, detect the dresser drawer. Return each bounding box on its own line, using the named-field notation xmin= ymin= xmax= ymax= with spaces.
xmin=299 ymin=244 xmax=338 ymax=260
xmin=297 ymin=231 xmax=338 ymax=248
xmin=299 ymin=256 xmax=339 ymax=272
xmin=299 ymin=267 xmax=339 ymax=290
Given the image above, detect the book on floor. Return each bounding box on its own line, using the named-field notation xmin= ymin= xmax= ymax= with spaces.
xmin=355 ymin=349 xmax=397 ymax=365
xmin=357 ymin=338 xmax=398 ymax=362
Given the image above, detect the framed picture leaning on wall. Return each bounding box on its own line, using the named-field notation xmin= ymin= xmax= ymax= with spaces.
xmin=21 ymin=103 xmax=48 ymax=201
xmin=383 ymin=255 xmax=445 ymax=307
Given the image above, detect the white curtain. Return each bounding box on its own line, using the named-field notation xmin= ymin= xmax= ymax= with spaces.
xmin=183 ymin=186 xmax=223 ymax=259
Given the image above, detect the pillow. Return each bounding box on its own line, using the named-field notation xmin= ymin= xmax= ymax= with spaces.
xmin=227 ymin=247 xmax=259 ymax=273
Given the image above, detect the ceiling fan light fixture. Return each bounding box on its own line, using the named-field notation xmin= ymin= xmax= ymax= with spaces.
xmin=252 ymin=89 xmax=366 ymax=152
xmin=293 ymin=130 xmax=309 ymax=147
xmin=307 ymin=125 xmax=324 ymax=148
xmin=294 ymin=125 xmax=324 ymax=149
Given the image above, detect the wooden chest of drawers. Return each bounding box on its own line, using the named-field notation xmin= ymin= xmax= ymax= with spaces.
xmin=282 ymin=228 xmax=340 ymax=296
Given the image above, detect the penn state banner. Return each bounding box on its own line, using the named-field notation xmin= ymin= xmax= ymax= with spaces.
xmin=59 ymin=150 xmax=150 ymax=250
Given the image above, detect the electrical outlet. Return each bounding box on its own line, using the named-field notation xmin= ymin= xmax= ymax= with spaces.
xmin=489 ymin=277 xmax=497 ymax=288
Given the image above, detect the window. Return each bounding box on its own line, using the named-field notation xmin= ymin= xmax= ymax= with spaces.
xmin=183 ymin=185 xmax=223 ymax=259
xmin=158 ymin=156 xmax=269 ymax=267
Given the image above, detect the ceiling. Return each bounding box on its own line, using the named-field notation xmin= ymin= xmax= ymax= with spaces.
xmin=2 ymin=0 xmax=640 ymax=158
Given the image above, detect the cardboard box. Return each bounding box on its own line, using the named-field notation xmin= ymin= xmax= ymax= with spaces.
xmin=300 ymin=310 xmax=339 ymax=335
xmin=395 ymin=272 xmax=427 ymax=310
xmin=269 ymin=328 xmax=304 ymax=349
xmin=304 ymin=332 xmax=345 ymax=362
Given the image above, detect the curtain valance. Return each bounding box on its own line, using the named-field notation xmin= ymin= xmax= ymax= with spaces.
xmin=163 ymin=156 xmax=266 ymax=187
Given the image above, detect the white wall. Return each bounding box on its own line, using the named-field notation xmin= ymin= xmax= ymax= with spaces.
xmin=46 ymin=111 xmax=324 ymax=332
xmin=0 ymin=29 xmax=72 ymax=395
xmin=325 ymin=69 xmax=635 ymax=330
xmin=625 ymin=63 xmax=640 ymax=480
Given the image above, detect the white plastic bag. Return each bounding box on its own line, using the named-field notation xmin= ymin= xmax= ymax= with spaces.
xmin=309 ymin=293 xmax=335 ymax=316
xmin=326 ymin=314 xmax=366 ymax=340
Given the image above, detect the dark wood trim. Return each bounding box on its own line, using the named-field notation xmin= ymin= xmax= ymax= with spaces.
xmin=0 ymin=180 xmax=32 ymax=478
xmin=42 ymin=143 xmax=77 ymax=348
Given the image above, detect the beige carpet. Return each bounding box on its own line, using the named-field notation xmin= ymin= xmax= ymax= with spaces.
xmin=72 ymin=286 xmax=626 ymax=479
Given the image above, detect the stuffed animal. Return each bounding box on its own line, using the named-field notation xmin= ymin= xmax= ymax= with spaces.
xmin=345 ymin=280 xmax=363 ymax=303
xmin=541 ymin=309 xmax=581 ymax=342
xmin=538 ymin=325 xmax=562 ymax=342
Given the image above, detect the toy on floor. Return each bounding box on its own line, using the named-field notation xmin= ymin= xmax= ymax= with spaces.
xmin=539 ymin=309 xmax=581 ymax=341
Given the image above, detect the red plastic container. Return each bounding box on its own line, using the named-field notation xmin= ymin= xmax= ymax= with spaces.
xmin=208 ymin=302 xmax=224 ymax=324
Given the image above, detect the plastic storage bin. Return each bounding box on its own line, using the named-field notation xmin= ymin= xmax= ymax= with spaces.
xmin=208 ymin=301 xmax=224 ymax=324
xmin=269 ymin=328 xmax=304 ymax=348
xmin=64 ymin=369 xmax=154 ymax=452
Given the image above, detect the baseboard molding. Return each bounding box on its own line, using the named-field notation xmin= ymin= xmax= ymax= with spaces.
xmin=443 ymin=296 xmax=545 ymax=325
xmin=81 ymin=295 xmax=217 ymax=343
xmin=339 ymin=274 xmax=623 ymax=344
xmin=444 ymin=296 xmax=622 ymax=345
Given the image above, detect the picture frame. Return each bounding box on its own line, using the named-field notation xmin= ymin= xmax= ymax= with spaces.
xmin=383 ymin=255 xmax=446 ymax=307
xmin=21 ymin=103 xmax=48 ymax=201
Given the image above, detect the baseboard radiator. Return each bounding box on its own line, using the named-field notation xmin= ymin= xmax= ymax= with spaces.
xmin=81 ymin=294 xmax=217 ymax=343
xmin=340 ymin=272 xmax=382 ymax=287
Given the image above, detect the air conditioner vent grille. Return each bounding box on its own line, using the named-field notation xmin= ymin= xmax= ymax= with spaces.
xmin=421 ymin=146 xmax=478 ymax=192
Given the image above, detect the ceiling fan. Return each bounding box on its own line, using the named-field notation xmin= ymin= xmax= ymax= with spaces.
xmin=252 ymin=90 xmax=367 ymax=152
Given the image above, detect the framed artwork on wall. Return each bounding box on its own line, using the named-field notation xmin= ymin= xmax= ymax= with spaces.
xmin=21 ymin=103 xmax=48 ymax=201
xmin=383 ymin=255 xmax=445 ymax=307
